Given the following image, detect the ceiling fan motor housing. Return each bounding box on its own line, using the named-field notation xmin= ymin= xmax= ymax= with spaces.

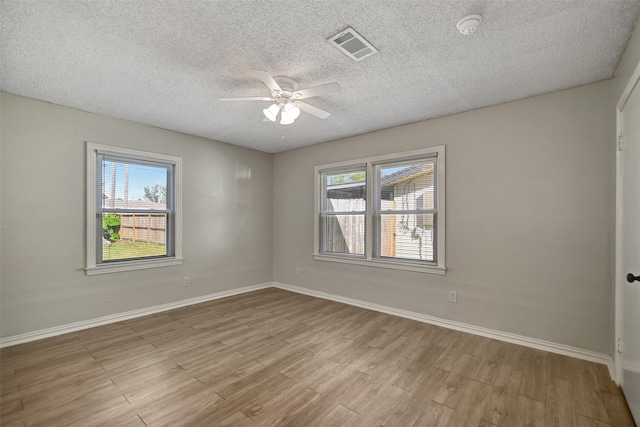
xmin=273 ymin=76 xmax=299 ymax=97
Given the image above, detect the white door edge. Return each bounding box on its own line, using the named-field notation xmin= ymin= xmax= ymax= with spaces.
xmin=615 ymin=59 xmax=640 ymax=386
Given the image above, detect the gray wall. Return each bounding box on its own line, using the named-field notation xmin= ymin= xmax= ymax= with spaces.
xmin=3 ymin=38 xmax=633 ymax=353
xmin=0 ymin=93 xmax=274 ymax=337
xmin=273 ymin=81 xmax=615 ymax=354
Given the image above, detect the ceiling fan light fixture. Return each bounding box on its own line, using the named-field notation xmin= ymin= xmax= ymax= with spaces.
xmin=282 ymin=102 xmax=301 ymax=121
xmin=280 ymin=113 xmax=295 ymax=125
xmin=263 ymin=103 xmax=280 ymax=121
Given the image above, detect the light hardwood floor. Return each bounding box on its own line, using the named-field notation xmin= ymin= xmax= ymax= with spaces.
xmin=0 ymin=288 xmax=635 ymax=426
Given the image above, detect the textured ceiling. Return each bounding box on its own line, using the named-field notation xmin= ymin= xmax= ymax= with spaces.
xmin=2 ymin=1 xmax=640 ymax=153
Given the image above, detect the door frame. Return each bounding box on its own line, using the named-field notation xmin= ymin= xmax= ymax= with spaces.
xmin=615 ymin=59 xmax=640 ymax=385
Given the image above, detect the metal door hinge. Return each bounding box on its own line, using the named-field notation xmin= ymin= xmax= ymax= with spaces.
xmin=618 ymin=135 xmax=624 ymax=151
xmin=617 ymin=337 xmax=623 ymax=353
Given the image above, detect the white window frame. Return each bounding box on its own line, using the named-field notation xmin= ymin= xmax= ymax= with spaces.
xmin=314 ymin=146 xmax=446 ymax=275
xmin=86 ymin=142 xmax=183 ymax=275
xmin=318 ymin=163 xmax=367 ymax=258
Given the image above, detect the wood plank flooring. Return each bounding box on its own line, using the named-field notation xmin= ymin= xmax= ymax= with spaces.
xmin=0 ymin=288 xmax=635 ymax=426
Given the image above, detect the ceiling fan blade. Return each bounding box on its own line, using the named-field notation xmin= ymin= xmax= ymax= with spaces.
xmin=252 ymin=69 xmax=282 ymax=93
xmin=293 ymin=82 xmax=341 ymax=99
xmin=298 ymin=102 xmax=331 ymax=119
xmin=219 ymin=96 xmax=273 ymax=101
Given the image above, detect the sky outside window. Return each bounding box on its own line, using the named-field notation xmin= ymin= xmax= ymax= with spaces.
xmin=101 ymin=160 xmax=167 ymax=202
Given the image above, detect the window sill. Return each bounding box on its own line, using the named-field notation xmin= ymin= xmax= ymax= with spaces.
xmin=313 ymin=254 xmax=446 ymax=275
xmin=86 ymin=258 xmax=183 ymax=275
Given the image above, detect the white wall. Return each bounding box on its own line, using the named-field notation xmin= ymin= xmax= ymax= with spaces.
xmin=273 ymin=81 xmax=615 ymax=354
xmin=0 ymin=93 xmax=274 ymax=337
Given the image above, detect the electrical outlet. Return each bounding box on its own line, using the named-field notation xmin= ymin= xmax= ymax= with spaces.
xmin=449 ymin=291 xmax=458 ymax=303
xmin=183 ymin=277 xmax=190 ymax=287
xmin=295 ymin=267 xmax=301 ymax=276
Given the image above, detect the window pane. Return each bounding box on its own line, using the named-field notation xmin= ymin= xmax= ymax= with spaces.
xmin=376 ymin=160 xmax=435 ymax=212
xmin=379 ymin=213 xmax=435 ymax=262
xmin=321 ymin=214 xmax=365 ymax=255
xmin=101 ymin=212 xmax=167 ymax=261
xmin=323 ymin=170 xmax=366 ymax=212
xmin=100 ymin=157 xmax=170 ymax=210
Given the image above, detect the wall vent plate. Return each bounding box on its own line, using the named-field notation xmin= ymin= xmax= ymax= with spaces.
xmin=327 ymin=26 xmax=379 ymax=62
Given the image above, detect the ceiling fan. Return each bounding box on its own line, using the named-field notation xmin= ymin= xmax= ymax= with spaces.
xmin=220 ymin=70 xmax=341 ymax=125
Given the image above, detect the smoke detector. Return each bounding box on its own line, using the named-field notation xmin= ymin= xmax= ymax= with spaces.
xmin=456 ymin=14 xmax=482 ymax=35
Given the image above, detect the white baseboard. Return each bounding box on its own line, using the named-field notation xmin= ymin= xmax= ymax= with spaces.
xmin=0 ymin=282 xmax=272 ymax=348
xmin=273 ymin=282 xmax=614 ymax=375
xmin=0 ymin=280 xmax=615 ymax=381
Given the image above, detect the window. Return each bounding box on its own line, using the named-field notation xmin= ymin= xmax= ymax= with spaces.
xmin=86 ymin=143 xmax=182 ymax=274
xmin=319 ymin=167 xmax=366 ymax=256
xmin=314 ymin=146 xmax=445 ymax=274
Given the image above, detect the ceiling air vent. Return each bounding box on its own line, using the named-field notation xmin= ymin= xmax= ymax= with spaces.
xmin=327 ymin=26 xmax=378 ymax=62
